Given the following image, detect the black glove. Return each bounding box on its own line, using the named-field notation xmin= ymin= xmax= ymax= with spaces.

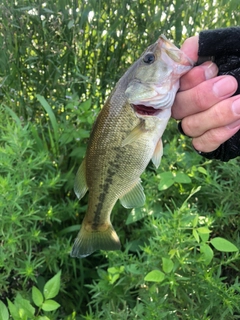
xmin=183 ymin=27 xmax=240 ymax=162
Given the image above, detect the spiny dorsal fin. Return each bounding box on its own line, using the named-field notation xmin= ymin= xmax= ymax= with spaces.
xmin=121 ymin=121 xmax=145 ymax=147
xmin=70 ymin=223 xmax=121 ymax=258
xmin=74 ymin=158 xmax=88 ymax=200
xmin=119 ymin=179 xmax=146 ymax=208
xmin=151 ymin=138 xmax=163 ymax=168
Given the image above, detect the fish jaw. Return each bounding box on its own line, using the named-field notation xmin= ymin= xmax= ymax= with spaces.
xmin=158 ymin=34 xmax=194 ymax=72
xmin=125 ymin=35 xmax=194 ymax=118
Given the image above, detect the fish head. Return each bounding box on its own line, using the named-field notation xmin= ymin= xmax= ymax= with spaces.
xmin=125 ymin=35 xmax=194 ymax=118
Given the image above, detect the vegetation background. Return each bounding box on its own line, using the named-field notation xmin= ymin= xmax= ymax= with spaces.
xmin=0 ymin=0 xmax=240 ymax=319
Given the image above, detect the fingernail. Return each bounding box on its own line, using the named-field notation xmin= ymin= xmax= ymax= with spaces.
xmin=232 ymin=99 xmax=240 ymax=115
xmin=213 ymin=76 xmax=237 ymax=98
xmin=203 ymin=62 xmax=218 ymax=80
xmin=227 ymin=119 xmax=240 ymax=129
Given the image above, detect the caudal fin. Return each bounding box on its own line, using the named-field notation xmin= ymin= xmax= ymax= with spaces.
xmin=70 ymin=224 xmax=121 ymax=258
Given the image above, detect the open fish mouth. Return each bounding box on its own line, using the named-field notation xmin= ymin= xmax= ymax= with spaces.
xmin=132 ymin=104 xmax=162 ymax=116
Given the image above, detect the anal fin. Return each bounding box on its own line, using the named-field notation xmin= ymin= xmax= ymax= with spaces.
xmin=119 ymin=179 xmax=146 ymax=208
xmin=74 ymin=158 xmax=88 ymax=200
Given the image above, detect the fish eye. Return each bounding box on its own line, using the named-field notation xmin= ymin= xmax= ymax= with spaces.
xmin=143 ymin=53 xmax=155 ymax=64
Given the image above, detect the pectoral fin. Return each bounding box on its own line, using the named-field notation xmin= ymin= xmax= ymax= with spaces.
xmin=151 ymin=138 xmax=163 ymax=168
xmin=119 ymin=179 xmax=146 ymax=208
xmin=74 ymin=158 xmax=88 ymax=200
xmin=122 ymin=121 xmax=145 ymax=147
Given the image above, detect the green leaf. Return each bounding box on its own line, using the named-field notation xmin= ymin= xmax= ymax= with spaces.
xmin=43 ymin=271 xmax=61 ymax=299
xmin=97 ymin=269 xmax=108 ymax=280
xmin=158 ymin=172 xmax=174 ymax=191
xmin=4 ymin=105 xmax=22 ymax=127
xmin=80 ymin=98 xmax=92 ymax=111
xmin=144 ymin=270 xmax=165 ymax=283
xmin=107 ymin=266 xmax=124 ymax=284
xmin=200 ymin=243 xmax=213 ymax=266
xmin=41 ymin=300 xmax=60 ymax=312
xmin=210 ymin=237 xmax=238 ymax=252
xmin=108 ymin=267 xmax=120 ymax=274
xmin=109 ymin=274 xmax=120 ymax=284
xmin=174 ymin=172 xmax=191 ymax=184
xmin=75 ymin=128 xmax=90 ymax=139
xmin=192 ymin=215 xmax=199 ymax=228
xmin=193 ymin=229 xmax=200 ymax=243
xmin=14 ymin=294 xmax=35 ymax=319
xmin=199 ymin=232 xmax=210 ymax=243
xmin=8 ymin=293 xmax=35 ymax=320
xmin=7 ymin=299 xmax=19 ymax=320
xmin=197 ymin=167 xmax=208 ymax=175
xmin=0 ymin=301 xmax=9 ymax=320
xmin=32 ymin=286 xmax=43 ymax=307
xmin=36 ymin=94 xmax=59 ymax=142
xmin=162 ymin=258 xmax=174 ymax=273
xmin=197 ymin=227 xmax=211 ymax=234
xmin=126 ymin=264 xmax=142 ymax=275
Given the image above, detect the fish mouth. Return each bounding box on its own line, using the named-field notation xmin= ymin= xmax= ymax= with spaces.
xmin=132 ymin=104 xmax=162 ymax=116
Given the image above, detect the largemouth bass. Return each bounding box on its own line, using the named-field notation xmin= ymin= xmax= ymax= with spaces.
xmin=71 ymin=35 xmax=193 ymax=258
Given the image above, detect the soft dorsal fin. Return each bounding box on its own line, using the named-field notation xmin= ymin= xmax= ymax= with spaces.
xmin=151 ymin=138 xmax=163 ymax=168
xmin=74 ymin=158 xmax=88 ymax=200
xmin=119 ymin=179 xmax=146 ymax=208
xmin=122 ymin=121 xmax=145 ymax=147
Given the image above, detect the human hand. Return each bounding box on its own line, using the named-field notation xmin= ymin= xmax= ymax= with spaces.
xmin=172 ymin=36 xmax=240 ymax=153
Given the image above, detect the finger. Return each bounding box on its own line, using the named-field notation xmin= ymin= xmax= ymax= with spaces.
xmin=179 ymin=62 xmax=218 ymax=91
xmin=172 ymin=75 xmax=238 ymax=120
xmin=182 ymin=95 xmax=240 ymax=138
xmin=180 ymin=36 xmax=199 ymax=62
xmin=192 ymin=121 xmax=240 ymax=153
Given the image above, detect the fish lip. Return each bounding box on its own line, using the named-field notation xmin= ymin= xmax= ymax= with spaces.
xmin=132 ymin=104 xmax=162 ymax=116
xmin=158 ymin=35 xmax=194 ymax=67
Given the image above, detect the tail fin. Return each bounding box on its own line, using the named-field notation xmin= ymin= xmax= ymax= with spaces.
xmin=70 ymin=224 xmax=121 ymax=258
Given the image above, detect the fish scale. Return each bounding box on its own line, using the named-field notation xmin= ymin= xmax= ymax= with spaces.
xmin=71 ymin=35 xmax=193 ymax=258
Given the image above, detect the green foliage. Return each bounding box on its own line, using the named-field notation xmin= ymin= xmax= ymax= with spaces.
xmin=210 ymin=237 xmax=238 ymax=253
xmin=0 ymin=271 xmax=61 ymax=320
xmin=86 ymin=192 xmax=240 ymax=319
xmin=43 ymin=271 xmax=61 ymax=300
xmin=0 ymin=301 xmax=9 ymax=320
xmin=0 ymin=0 xmax=240 ymax=319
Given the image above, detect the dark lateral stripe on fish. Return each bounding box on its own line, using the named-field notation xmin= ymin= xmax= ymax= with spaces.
xmin=92 ymin=162 xmax=118 ymax=229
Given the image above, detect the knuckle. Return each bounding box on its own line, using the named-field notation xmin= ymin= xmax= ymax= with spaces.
xmin=192 ymin=86 xmax=209 ymax=111
xmin=204 ymin=128 xmax=226 ymax=151
xmin=211 ymin=105 xmax=223 ymax=124
xmin=193 ymin=130 xmax=221 ymax=153
xmin=182 ymin=117 xmax=198 ymax=137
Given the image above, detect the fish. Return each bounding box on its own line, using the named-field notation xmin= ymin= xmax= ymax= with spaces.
xmin=70 ymin=35 xmax=193 ymax=258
